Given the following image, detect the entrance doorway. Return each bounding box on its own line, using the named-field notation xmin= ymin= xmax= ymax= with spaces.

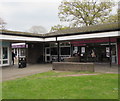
xmin=45 ymin=47 xmax=51 ymax=62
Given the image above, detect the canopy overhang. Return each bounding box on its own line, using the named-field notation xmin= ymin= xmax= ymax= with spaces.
xmin=0 ymin=31 xmax=119 ymax=42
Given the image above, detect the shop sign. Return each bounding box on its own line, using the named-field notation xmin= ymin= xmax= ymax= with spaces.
xmin=71 ymin=38 xmax=116 ymax=46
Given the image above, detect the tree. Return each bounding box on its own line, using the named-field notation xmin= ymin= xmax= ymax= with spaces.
xmin=58 ymin=0 xmax=116 ymax=27
xmin=29 ymin=25 xmax=47 ymax=34
xmin=0 ymin=17 xmax=7 ymax=30
xmin=103 ymin=9 xmax=120 ymax=23
xmin=50 ymin=24 xmax=70 ymax=32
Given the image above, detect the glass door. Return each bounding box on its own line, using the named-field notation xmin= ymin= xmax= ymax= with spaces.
xmin=45 ymin=47 xmax=51 ymax=62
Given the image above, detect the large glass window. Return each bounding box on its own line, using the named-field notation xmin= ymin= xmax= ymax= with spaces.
xmin=20 ymin=49 xmax=25 ymax=56
xmin=61 ymin=47 xmax=70 ymax=55
xmin=1 ymin=47 xmax=9 ymax=66
xmin=3 ymin=47 xmax=8 ymax=59
xmin=51 ymin=48 xmax=57 ymax=55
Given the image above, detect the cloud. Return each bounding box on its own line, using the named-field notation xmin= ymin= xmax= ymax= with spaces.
xmin=0 ymin=1 xmax=62 ymax=32
xmin=0 ymin=0 xmax=118 ymax=32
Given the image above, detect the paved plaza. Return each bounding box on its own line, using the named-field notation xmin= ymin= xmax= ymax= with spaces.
xmin=2 ymin=63 xmax=119 ymax=81
xmin=2 ymin=64 xmax=52 ymax=81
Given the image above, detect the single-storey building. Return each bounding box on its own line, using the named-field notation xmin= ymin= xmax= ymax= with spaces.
xmin=0 ymin=22 xmax=120 ymax=67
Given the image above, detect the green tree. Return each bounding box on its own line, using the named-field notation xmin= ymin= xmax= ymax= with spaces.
xmin=58 ymin=0 xmax=116 ymax=27
xmin=50 ymin=24 xmax=70 ymax=32
xmin=103 ymin=9 xmax=120 ymax=23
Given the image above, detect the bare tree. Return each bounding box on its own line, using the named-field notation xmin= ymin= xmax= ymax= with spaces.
xmin=29 ymin=25 xmax=47 ymax=34
xmin=0 ymin=17 xmax=7 ymax=30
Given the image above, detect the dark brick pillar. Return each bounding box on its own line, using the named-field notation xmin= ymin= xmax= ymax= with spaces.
xmin=27 ymin=42 xmax=44 ymax=64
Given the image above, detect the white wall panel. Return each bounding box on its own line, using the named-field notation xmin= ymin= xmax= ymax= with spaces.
xmin=0 ymin=31 xmax=119 ymax=42
xmin=0 ymin=34 xmax=44 ymax=42
xmin=57 ymin=31 xmax=119 ymax=41
xmin=44 ymin=37 xmax=56 ymax=42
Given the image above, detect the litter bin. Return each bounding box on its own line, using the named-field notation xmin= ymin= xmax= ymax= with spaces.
xmin=18 ymin=56 xmax=27 ymax=68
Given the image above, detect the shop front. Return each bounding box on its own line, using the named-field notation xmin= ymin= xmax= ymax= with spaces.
xmin=45 ymin=37 xmax=118 ymax=65
xmin=12 ymin=43 xmax=27 ymax=58
xmin=1 ymin=22 xmax=119 ymax=66
xmin=71 ymin=38 xmax=118 ymax=64
xmin=45 ymin=42 xmax=71 ymax=62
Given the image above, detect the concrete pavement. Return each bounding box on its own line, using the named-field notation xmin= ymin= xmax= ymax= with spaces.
xmin=2 ymin=63 xmax=118 ymax=81
xmin=2 ymin=64 xmax=52 ymax=81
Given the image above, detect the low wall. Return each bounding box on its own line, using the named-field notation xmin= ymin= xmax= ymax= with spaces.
xmin=52 ymin=62 xmax=94 ymax=72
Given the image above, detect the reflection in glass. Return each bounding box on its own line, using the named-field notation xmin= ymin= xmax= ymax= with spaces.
xmin=61 ymin=47 xmax=70 ymax=55
xmin=3 ymin=60 xmax=8 ymax=64
xmin=51 ymin=48 xmax=57 ymax=55
xmin=3 ymin=47 xmax=8 ymax=59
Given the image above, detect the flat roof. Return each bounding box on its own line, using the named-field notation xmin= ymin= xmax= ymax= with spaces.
xmin=44 ymin=22 xmax=119 ymax=37
xmin=1 ymin=22 xmax=119 ymax=38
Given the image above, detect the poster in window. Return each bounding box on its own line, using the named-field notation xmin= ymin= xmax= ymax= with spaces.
xmin=81 ymin=47 xmax=85 ymax=53
xmin=106 ymin=47 xmax=109 ymax=53
xmin=73 ymin=47 xmax=78 ymax=54
xmin=106 ymin=47 xmax=110 ymax=57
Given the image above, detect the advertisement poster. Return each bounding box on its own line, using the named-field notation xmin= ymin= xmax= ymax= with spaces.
xmin=106 ymin=47 xmax=110 ymax=57
xmin=81 ymin=47 xmax=85 ymax=53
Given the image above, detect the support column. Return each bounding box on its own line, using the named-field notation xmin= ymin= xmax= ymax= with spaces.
xmin=25 ymin=42 xmax=27 ymax=65
xmin=56 ymin=37 xmax=60 ymax=62
xmin=70 ymin=43 xmax=73 ymax=57
xmin=43 ymin=42 xmax=45 ymax=63
xmin=57 ymin=41 xmax=60 ymax=62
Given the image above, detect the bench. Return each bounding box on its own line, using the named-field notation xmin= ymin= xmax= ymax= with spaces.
xmin=52 ymin=62 xmax=94 ymax=72
xmin=64 ymin=56 xmax=79 ymax=62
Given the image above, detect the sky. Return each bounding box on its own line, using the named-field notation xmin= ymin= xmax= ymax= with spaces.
xmin=0 ymin=0 xmax=119 ymax=33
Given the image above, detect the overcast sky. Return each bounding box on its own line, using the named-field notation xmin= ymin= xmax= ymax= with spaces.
xmin=0 ymin=0 xmax=119 ymax=33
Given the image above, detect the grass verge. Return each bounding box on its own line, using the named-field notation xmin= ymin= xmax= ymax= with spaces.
xmin=2 ymin=71 xmax=118 ymax=99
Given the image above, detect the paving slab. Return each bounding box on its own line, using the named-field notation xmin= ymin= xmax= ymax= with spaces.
xmin=94 ymin=64 xmax=118 ymax=74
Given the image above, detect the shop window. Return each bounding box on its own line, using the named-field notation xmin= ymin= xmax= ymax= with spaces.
xmin=3 ymin=47 xmax=8 ymax=59
xmin=51 ymin=48 xmax=57 ymax=55
xmin=60 ymin=42 xmax=70 ymax=46
xmin=46 ymin=48 xmax=50 ymax=54
xmin=47 ymin=56 xmax=50 ymax=61
xmin=2 ymin=47 xmax=9 ymax=65
xmin=3 ymin=60 xmax=8 ymax=64
xmin=20 ymin=49 xmax=25 ymax=56
xmin=61 ymin=47 xmax=70 ymax=55
xmin=50 ymin=43 xmax=57 ymax=47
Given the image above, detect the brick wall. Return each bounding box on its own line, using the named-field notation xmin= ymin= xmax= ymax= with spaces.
xmin=53 ymin=62 xmax=94 ymax=72
xmin=27 ymin=42 xmax=44 ymax=64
